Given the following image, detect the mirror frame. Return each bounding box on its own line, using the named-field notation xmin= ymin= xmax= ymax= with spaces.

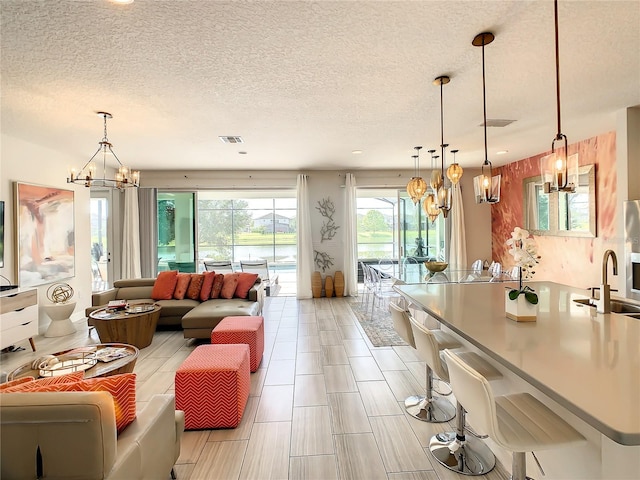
xmin=523 ymin=164 xmax=596 ymax=238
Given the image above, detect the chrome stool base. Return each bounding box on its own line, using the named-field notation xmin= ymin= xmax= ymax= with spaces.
xmin=406 ymin=396 xmax=456 ymax=423
xmin=429 ymin=431 xmax=496 ymax=476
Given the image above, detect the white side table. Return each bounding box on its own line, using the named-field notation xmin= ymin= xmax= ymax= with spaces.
xmin=43 ymin=301 xmax=77 ymax=337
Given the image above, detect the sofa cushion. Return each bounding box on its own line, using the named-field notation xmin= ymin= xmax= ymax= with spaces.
xmin=186 ymin=274 xmax=204 ymax=300
xmin=155 ymin=298 xmax=201 ymax=318
xmin=210 ymin=273 xmax=224 ymax=299
xmin=181 ymin=300 xmax=261 ymax=330
xmin=152 ymin=271 xmax=179 ymax=300
xmin=173 ymin=273 xmax=192 ymax=300
xmin=235 ymin=273 xmax=259 ymax=299
xmin=200 ymin=271 xmax=216 ymax=301
xmin=221 ymin=273 xmax=240 ymax=299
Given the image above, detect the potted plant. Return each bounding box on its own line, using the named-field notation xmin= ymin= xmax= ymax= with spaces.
xmin=505 ymin=227 xmax=540 ymax=322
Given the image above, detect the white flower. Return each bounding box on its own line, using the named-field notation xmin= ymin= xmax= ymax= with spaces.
xmin=506 ymin=226 xmax=540 ymax=281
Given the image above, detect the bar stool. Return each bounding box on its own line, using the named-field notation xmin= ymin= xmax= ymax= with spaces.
xmin=443 ymin=349 xmax=585 ymax=480
xmin=389 ymin=303 xmax=461 ymax=422
xmin=410 ymin=317 xmax=503 ymax=475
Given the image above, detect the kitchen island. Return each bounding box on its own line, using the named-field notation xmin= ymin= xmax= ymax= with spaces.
xmin=395 ymin=281 xmax=640 ymax=479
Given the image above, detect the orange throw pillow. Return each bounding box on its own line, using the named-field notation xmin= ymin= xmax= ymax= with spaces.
xmin=152 ymin=270 xmax=178 ymax=300
xmin=210 ymin=273 xmax=224 ymax=299
xmin=13 ymin=373 xmax=137 ymax=433
xmin=220 ymin=273 xmax=240 ymax=299
xmin=1 ymin=371 xmax=86 ymax=393
xmin=0 ymin=376 xmax=35 ymax=391
xmin=200 ymin=271 xmax=216 ymax=301
xmin=173 ymin=273 xmax=191 ymax=300
xmin=235 ymin=272 xmax=259 ymax=299
xmin=187 ymin=274 xmax=204 ymax=300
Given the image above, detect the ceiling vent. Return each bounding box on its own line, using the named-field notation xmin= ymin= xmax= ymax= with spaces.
xmin=481 ymin=119 xmax=516 ymax=128
xmin=219 ymin=136 xmax=244 ymax=144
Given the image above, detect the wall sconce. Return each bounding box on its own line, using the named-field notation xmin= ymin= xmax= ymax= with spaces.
xmin=542 ymin=0 xmax=577 ymax=193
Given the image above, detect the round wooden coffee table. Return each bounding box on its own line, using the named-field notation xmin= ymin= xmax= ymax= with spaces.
xmin=7 ymin=343 xmax=139 ymax=381
xmin=89 ymin=303 xmax=161 ymax=349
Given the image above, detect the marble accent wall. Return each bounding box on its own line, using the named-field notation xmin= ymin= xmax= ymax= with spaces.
xmin=492 ymin=132 xmax=618 ymax=289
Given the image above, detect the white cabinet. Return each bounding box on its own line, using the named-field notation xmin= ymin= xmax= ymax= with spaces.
xmin=0 ymin=288 xmax=38 ymax=351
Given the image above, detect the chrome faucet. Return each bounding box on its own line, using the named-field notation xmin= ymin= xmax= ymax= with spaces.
xmin=595 ymin=250 xmax=618 ymax=313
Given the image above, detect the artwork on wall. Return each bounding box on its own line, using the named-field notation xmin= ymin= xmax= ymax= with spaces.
xmin=15 ymin=182 xmax=75 ymax=287
xmin=316 ymin=197 xmax=339 ymax=242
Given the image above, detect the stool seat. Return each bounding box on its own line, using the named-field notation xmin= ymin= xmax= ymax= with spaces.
xmin=176 ymin=344 xmax=250 ymax=430
xmin=211 ymin=315 xmax=264 ymax=372
xmin=443 ymin=349 xmax=585 ymax=480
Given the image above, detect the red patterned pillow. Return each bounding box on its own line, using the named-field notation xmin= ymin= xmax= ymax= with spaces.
xmin=16 ymin=373 xmax=137 ymax=432
xmin=200 ymin=271 xmax=216 ymax=301
xmin=210 ymin=273 xmax=224 ymax=299
xmin=151 ymin=270 xmax=178 ymax=300
xmin=1 ymin=371 xmax=85 ymax=393
xmin=173 ymin=273 xmax=191 ymax=300
xmin=0 ymin=376 xmax=35 ymax=391
xmin=235 ymin=272 xmax=259 ymax=299
xmin=187 ymin=274 xmax=204 ymax=300
xmin=220 ymin=273 xmax=240 ymax=299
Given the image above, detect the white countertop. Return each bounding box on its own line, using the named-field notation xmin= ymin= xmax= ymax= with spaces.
xmin=395 ymin=281 xmax=640 ymax=446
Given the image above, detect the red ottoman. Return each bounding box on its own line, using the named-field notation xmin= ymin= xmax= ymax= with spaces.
xmin=175 ymin=344 xmax=250 ymax=430
xmin=211 ymin=315 xmax=264 ymax=372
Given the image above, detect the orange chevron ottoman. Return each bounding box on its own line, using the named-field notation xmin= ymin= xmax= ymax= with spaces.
xmin=211 ymin=315 xmax=264 ymax=372
xmin=175 ymin=344 xmax=250 ymax=429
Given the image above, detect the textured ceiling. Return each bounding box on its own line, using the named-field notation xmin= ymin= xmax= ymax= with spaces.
xmin=1 ymin=0 xmax=639 ymax=172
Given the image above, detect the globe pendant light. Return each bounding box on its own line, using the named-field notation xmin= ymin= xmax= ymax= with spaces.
xmin=429 ymin=150 xmax=442 ymax=191
xmin=540 ymin=0 xmax=577 ymax=193
xmin=472 ymin=32 xmax=501 ymax=204
xmin=446 ymin=149 xmax=463 ymax=184
xmin=406 ymin=146 xmax=427 ymax=204
xmin=433 ymin=75 xmax=452 ymax=218
xmin=423 ymin=149 xmax=441 ymax=223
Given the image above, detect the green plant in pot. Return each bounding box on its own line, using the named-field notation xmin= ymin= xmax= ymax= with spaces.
xmin=506 ymin=227 xmax=540 ymax=304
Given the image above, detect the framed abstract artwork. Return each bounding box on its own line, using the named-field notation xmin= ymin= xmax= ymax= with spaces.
xmin=15 ymin=182 xmax=75 ymax=287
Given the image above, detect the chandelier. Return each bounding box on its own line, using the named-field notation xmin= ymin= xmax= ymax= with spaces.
xmin=472 ymin=32 xmax=501 ymax=204
xmin=434 ymin=76 xmax=452 ymax=218
xmin=423 ymin=149 xmax=441 ymax=224
xmin=540 ymin=0 xmax=577 ymax=193
xmin=67 ymin=112 xmax=140 ymax=190
xmin=406 ymin=146 xmax=427 ymax=204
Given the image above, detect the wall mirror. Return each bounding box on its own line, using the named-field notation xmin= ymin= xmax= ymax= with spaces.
xmin=523 ymin=164 xmax=596 ymax=237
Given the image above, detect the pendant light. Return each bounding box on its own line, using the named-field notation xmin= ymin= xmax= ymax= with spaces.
xmin=472 ymin=32 xmax=501 ymax=204
xmin=540 ymin=0 xmax=577 ymax=193
xmin=446 ymin=149 xmax=463 ymax=184
xmin=406 ymin=146 xmax=427 ymax=204
xmin=423 ymin=149 xmax=440 ymax=223
xmin=67 ymin=112 xmax=140 ymax=190
xmin=433 ymin=76 xmax=451 ymax=218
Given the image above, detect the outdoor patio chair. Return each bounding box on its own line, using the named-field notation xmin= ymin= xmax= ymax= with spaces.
xmin=240 ymin=259 xmax=278 ymax=295
xmin=203 ymin=260 xmax=234 ymax=273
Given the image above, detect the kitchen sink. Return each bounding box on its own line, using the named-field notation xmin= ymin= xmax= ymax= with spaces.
xmin=573 ymin=298 xmax=640 ymax=314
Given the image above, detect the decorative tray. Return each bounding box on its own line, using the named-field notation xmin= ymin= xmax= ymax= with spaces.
xmin=38 ymin=351 xmax=97 ymax=377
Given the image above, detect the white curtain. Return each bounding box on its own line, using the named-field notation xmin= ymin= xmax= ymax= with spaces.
xmin=121 ymin=188 xmax=142 ymax=279
xmin=343 ymin=173 xmax=358 ymax=296
xmin=449 ymin=183 xmax=467 ymax=270
xmin=138 ymin=188 xmax=158 ymax=278
xmin=296 ymin=174 xmax=314 ymax=299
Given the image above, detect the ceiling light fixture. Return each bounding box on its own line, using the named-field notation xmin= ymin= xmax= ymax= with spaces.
xmin=406 ymin=146 xmax=427 ymax=205
xmin=423 ymin=149 xmax=440 ymax=223
xmin=67 ymin=112 xmax=139 ymax=190
xmin=541 ymin=0 xmax=577 ymax=194
xmin=472 ymin=32 xmax=501 ymax=204
xmin=447 ymin=149 xmax=463 ymax=185
xmin=434 ymin=75 xmax=452 ymax=218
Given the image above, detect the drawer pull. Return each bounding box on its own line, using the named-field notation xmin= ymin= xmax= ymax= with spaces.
xmin=15 ymin=307 xmax=26 ymax=312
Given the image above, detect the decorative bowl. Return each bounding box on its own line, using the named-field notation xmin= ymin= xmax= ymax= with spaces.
xmin=424 ymin=261 xmax=448 ymax=273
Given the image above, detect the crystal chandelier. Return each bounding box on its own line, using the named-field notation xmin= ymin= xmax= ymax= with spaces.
xmin=67 ymin=112 xmax=140 ymax=190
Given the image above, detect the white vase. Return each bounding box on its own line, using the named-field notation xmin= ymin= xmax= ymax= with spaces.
xmin=504 ymin=289 xmax=537 ymax=322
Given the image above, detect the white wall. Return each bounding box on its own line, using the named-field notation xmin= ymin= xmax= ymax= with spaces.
xmin=1 ymin=133 xmax=93 ymax=333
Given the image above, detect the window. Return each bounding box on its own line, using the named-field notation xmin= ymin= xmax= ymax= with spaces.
xmin=356 ymin=192 xmax=397 ymax=259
